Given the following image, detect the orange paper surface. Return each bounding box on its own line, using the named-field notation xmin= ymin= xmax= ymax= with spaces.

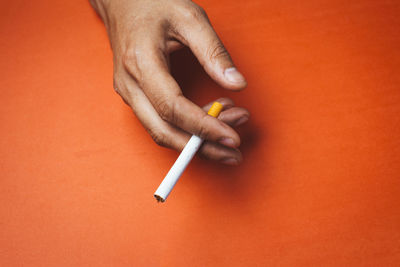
xmin=1 ymin=0 xmax=399 ymax=266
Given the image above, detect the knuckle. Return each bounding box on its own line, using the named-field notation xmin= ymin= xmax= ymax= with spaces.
xmin=192 ymin=4 xmax=207 ymax=16
xmin=183 ymin=4 xmax=207 ymax=22
xmin=112 ymin=77 xmax=133 ymax=106
xmin=207 ymin=41 xmax=230 ymax=64
xmin=121 ymin=47 xmax=143 ymax=82
xmin=156 ymin=97 xmax=175 ymax=123
xmin=122 ymin=47 xmax=137 ymax=69
xmin=197 ymin=113 xmax=211 ymax=140
xmin=113 ymin=76 xmax=124 ymax=95
xmin=149 ymin=128 xmax=167 ymax=147
xmin=113 ymin=77 xmax=120 ymax=94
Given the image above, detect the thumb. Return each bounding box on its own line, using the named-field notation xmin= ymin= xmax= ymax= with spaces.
xmin=175 ymin=6 xmax=247 ymax=90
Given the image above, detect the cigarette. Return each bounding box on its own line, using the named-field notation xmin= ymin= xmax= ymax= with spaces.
xmin=154 ymin=102 xmax=224 ymax=203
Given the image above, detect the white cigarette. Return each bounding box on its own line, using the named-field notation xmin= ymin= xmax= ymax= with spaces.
xmin=154 ymin=102 xmax=224 ymax=203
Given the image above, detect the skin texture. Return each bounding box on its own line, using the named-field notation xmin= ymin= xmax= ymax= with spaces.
xmin=90 ymin=0 xmax=249 ymax=165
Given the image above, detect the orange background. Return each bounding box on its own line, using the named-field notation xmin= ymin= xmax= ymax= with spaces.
xmin=1 ymin=0 xmax=400 ymax=266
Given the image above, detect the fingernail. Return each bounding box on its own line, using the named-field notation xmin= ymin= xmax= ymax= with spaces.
xmin=224 ymin=67 xmax=246 ymax=84
xmin=218 ymin=137 xmax=236 ymax=147
xmin=234 ymin=116 xmax=249 ymax=126
xmin=221 ymin=158 xmax=239 ymax=165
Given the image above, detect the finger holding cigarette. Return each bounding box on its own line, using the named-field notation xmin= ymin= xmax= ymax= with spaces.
xmin=154 ymin=100 xmax=249 ymax=203
xmin=198 ymin=99 xmax=249 ymax=163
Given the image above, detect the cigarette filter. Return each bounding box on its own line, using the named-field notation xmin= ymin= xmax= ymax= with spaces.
xmin=154 ymin=102 xmax=224 ymax=203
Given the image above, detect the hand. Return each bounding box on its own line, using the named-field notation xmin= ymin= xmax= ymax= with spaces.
xmin=90 ymin=0 xmax=249 ymax=165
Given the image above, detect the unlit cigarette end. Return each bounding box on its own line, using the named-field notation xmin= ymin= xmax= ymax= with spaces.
xmin=154 ymin=194 xmax=165 ymax=203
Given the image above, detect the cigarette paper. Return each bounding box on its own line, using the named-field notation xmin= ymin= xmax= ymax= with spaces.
xmin=154 ymin=102 xmax=223 ymax=203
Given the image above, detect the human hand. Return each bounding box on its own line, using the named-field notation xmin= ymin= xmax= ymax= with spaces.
xmin=90 ymin=0 xmax=249 ymax=165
